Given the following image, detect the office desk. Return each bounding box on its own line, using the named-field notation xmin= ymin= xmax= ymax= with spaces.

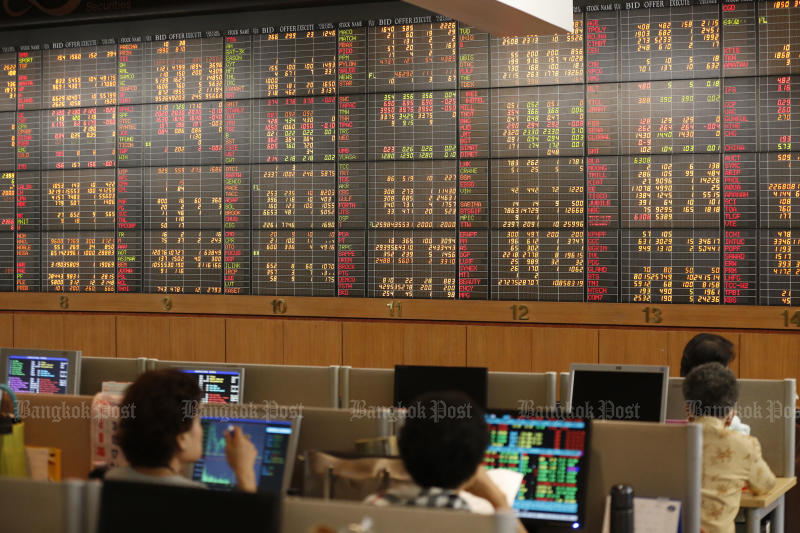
xmin=740 ymin=477 xmax=797 ymax=533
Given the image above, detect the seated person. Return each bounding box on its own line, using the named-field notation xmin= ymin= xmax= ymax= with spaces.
xmin=681 ymin=333 xmax=749 ymax=435
xmin=106 ymin=369 xmax=257 ymax=491
xmin=365 ymin=391 xmax=525 ymax=533
xmin=683 ymin=363 xmax=776 ymax=533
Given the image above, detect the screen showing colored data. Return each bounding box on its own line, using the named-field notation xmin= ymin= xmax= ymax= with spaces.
xmin=484 ymin=414 xmax=587 ymax=525
xmin=180 ymin=368 xmax=242 ymax=404
xmin=2 ymin=0 xmax=800 ymax=304
xmin=193 ymin=417 xmax=293 ymax=493
xmin=6 ymin=355 xmax=69 ymax=394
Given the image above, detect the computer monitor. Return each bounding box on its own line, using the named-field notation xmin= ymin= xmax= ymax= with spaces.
xmin=483 ymin=411 xmax=590 ymax=529
xmin=568 ymin=363 xmax=669 ymax=423
xmin=159 ymin=362 xmax=245 ymax=404
xmin=0 ymin=347 xmax=81 ymax=395
xmin=394 ymin=365 xmax=488 ymax=410
xmin=98 ymin=480 xmax=280 ymax=533
xmin=192 ymin=415 xmax=301 ymax=495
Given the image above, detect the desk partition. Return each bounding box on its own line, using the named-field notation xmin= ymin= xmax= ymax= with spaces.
xmin=151 ymin=359 xmax=339 ymax=408
xmin=297 ymin=407 xmax=391 ymax=456
xmin=0 ymin=478 xmax=85 ymax=533
xmin=586 ymin=420 xmax=702 ymax=533
xmin=17 ymin=393 xmax=94 ymax=479
xmin=241 ymin=364 xmax=338 ymax=408
xmin=342 ymin=367 xmax=557 ymax=410
xmin=79 ymin=357 xmax=147 ymax=396
xmin=282 ymin=497 xmax=517 ymax=533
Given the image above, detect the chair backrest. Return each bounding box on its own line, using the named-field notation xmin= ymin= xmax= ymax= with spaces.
xmin=560 ymin=371 xmax=570 ymax=406
xmin=586 ymin=420 xmax=702 ymax=533
xmin=242 ymin=363 xmax=339 ymax=407
xmin=282 ymin=496 xmax=518 ymax=533
xmin=17 ymin=393 xmax=93 ymax=479
xmin=96 ymin=480 xmax=280 ymax=533
xmin=0 ymin=477 xmax=84 ymax=533
xmin=343 ymin=367 xmax=557 ymax=410
xmin=667 ymin=376 xmax=796 ymax=476
xmin=487 ymin=371 xmax=557 ymax=410
xmin=79 ymin=357 xmax=147 ymax=396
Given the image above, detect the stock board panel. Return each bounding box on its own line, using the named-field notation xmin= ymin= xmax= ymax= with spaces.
xmin=0 ymin=1 xmax=799 ymax=305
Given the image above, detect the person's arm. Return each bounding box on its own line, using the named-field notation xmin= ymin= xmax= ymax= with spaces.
xmin=224 ymin=426 xmax=258 ymax=493
xmin=463 ymin=467 xmax=527 ymax=533
xmin=747 ymin=438 xmax=776 ymax=496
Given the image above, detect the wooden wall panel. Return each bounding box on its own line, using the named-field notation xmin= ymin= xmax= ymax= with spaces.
xmin=283 ymin=320 xmax=342 ymax=366
xmin=598 ymin=329 xmax=669 ymax=366
xmin=13 ymin=313 xmax=64 ymax=349
xmin=62 ymin=314 xmax=116 ymax=357
xmin=116 ymin=315 xmax=170 ymax=359
xmin=403 ymin=323 xmax=466 ymax=366
xmin=467 ymin=325 xmax=533 ymax=372
xmin=343 ymin=322 xmax=404 ymax=368
xmin=225 ymin=318 xmax=284 ymax=364
xmin=168 ymin=317 xmax=225 ymax=362
xmin=531 ymin=327 xmax=599 ymax=373
xmin=740 ymin=333 xmax=800 ymax=383
xmin=6 ymin=309 xmax=800 ymax=381
xmin=666 ymin=330 xmax=741 ymax=377
xmin=0 ymin=312 xmax=13 ymax=347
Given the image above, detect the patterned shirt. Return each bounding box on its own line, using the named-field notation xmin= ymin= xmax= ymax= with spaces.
xmin=697 ymin=416 xmax=776 ymax=533
xmin=365 ymin=485 xmax=472 ymax=511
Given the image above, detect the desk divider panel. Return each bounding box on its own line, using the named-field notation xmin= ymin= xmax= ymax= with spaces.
xmin=342 ymin=367 xmax=558 ymax=410
xmin=342 ymin=367 xmax=395 ymax=409
xmin=559 ymin=372 xmax=570 ymax=406
xmin=586 ymin=421 xmax=702 ymax=533
xmin=79 ymin=357 xmax=148 ymax=396
xmin=667 ymin=377 xmax=796 ymax=477
xmin=17 ymin=393 xmax=94 ymax=480
xmin=0 ymin=478 xmax=516 ymax=533
xmin=151 ymin=359 xmax=340 ymax=408
xmin=241 ymin=363 xmax=338 ymax=408
xmin=297 ymin=406 xmax=391 ymax=456
xmin=0 ymin=478 xmax=84 ymax=533
xmin=282 ymin=497 xmax=517 ymax=533
xmin=487 ymin=371 xmax=557 ymax=410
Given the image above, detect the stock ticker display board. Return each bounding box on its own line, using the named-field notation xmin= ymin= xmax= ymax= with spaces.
xmin=2 ymin=0 xmax=800 ymax=305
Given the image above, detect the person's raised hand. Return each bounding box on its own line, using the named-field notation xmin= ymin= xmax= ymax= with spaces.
xmin=224 ymin=426 xmax=258 ymax=492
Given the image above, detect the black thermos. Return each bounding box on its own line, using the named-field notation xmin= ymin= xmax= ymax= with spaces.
xmin=610 ymin=484 xmax=634 ymax=533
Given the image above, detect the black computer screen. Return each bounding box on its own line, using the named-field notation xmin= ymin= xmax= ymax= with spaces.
xmin=6 ymin=354 xmax=69 ymax=394
xmin=180 ymin=368 xmax=242 ymax=404
xmin=192 ymin=416 xmax=293 ymax=493
xmin=394 ymin=364 xmax=488 ymax=410
xmin=570 ymin=369 xmax=666 ymax=422
xmin=484 ymin=413 xmax=589 ymax=528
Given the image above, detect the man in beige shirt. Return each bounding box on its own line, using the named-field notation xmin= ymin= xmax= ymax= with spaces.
xmin=684 ymin=362 xmax=776 ymax=533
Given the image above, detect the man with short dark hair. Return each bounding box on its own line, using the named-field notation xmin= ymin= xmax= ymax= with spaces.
xmin=683 ymin=363 xmax=775 ymax=533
